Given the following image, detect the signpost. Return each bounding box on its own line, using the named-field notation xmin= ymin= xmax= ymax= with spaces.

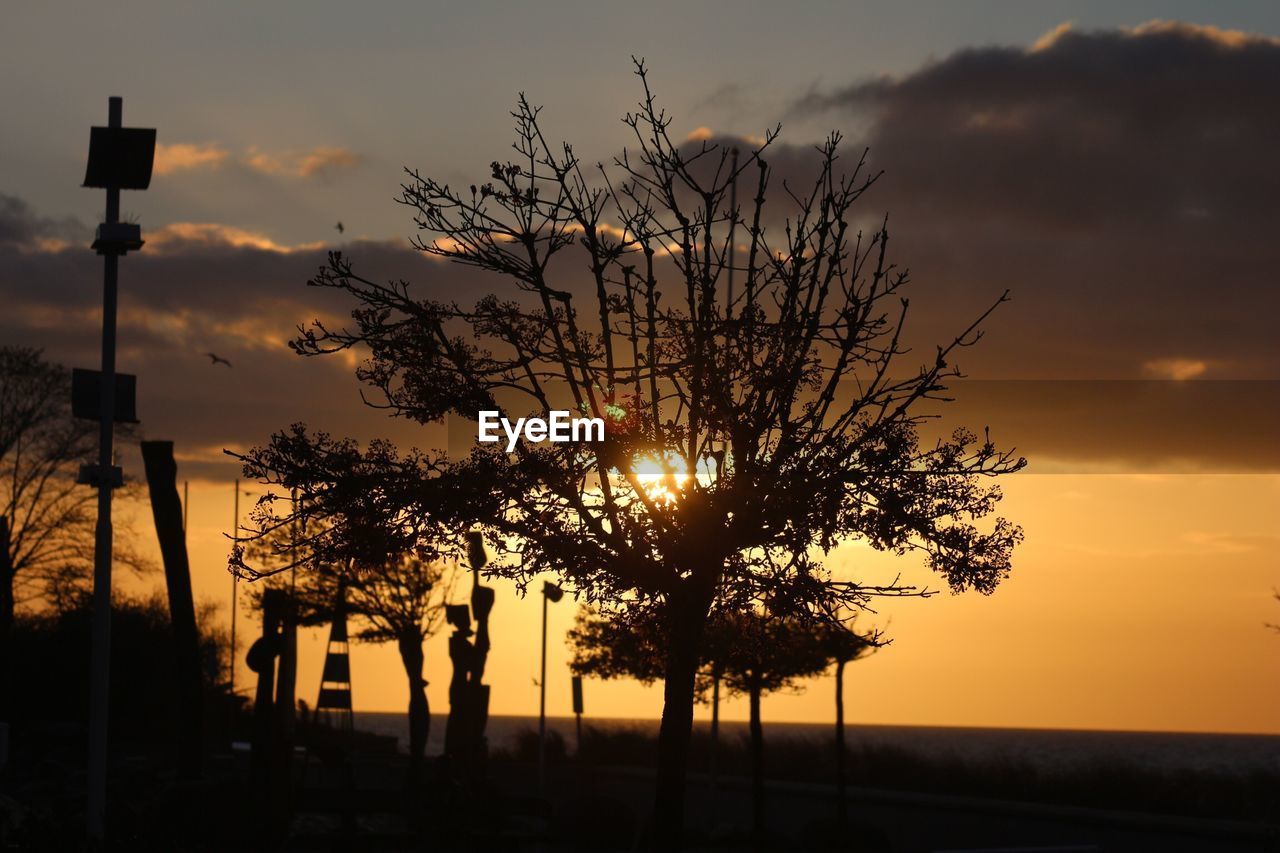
xmin=538 ymin=580 xmax=563 ymax=794
xmin=571 ymin=674 xmax=584 ymax=753
xmin=70 ymin=368 xmax=138 ymax=423
xmin=80 ymin=96 xmax=154 ymax=843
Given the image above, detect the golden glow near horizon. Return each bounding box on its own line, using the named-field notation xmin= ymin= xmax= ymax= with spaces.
xmin=109 ymin=467 xmax=1280 ymax=737
xmin=6 ymin=3 xmax=1280 ymax=750
xmin=625 ymin=450 xmax=693 ymax=506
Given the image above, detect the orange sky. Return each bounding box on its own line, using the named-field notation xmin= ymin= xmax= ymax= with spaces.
xmin=6 ymin=9 xmax=1279 ymax=739
xmin=116 ymin=468 xmax=1279 ymax=735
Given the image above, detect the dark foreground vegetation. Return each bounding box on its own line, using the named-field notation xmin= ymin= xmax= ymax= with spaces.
xmin=528 ymin=724 xmax=1280 ymax=825
xmin=2 ymin=619 xmax=1276 ymax=853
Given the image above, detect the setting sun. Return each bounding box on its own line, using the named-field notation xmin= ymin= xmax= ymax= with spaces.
xmin=624 ymin=450 xmax=692 ymax=505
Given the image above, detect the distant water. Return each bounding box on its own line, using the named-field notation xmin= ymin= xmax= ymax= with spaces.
xmin=353 ymin=712 xmax=1280 ymax=776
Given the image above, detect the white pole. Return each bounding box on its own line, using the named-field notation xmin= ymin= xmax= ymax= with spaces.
xmin=86 ymin=95 xmax=123 ymax=844
xmin=229 ymin=479 xmax=239 ymax=693
xmin=538 ymin=590 xmax=548 ymax=793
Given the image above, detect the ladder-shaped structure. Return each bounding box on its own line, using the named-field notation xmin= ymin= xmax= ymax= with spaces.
xmin=314 ymin=581 xmax=353 ymax=733
xmin=301 ymin=581 xmax=357 ymax=820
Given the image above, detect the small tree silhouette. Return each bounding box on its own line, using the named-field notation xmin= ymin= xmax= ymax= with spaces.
xmin=715 ymin=612 xmax=843 ymax=844
xmin=568 ymin=605 xmax=682 ymax=690
xmin=571 ymin=604 xmax=873 ymax=844
xmin=820 ymin=620 xmax=877 ymax=831
xmin=0 ymin=347 xmax=148 ymax=690
xmin=232 ymin=61 xmax=1025 ymax=845
xmin=241 ymin=516 xmax=458 ymax=782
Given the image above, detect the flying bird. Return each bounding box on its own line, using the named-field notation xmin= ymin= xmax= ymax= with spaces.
xmin=335 ymin=221 xmax=344 ymax=234
xmin=204 ymin=352 xmax=232 ymax=367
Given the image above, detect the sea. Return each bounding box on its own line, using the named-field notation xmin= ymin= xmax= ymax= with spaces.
xmin=353 ymin=712 xmax=1280 ymax=776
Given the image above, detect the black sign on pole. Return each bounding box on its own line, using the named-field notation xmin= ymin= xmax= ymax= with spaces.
xmin=571 ymin=674 xmax=584 ymax=715
xmin=83 ymin=126 xmax=157 ymax=190
xmin=72 ymin=368 xmax=138 ymax=423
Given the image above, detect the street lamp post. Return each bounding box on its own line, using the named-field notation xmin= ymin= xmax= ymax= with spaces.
xmin=538 ymin=580 xmax=563 ymax=794
xmin=80 ymin=95 xmax=154 ymax=843
xmin=571 ymin=674 xmax=584 ymax=753
xmin=229 ymin=479 xmax=240 ymax=696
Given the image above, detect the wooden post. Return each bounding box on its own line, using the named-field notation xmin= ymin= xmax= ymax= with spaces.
xmin=835 ymin=658 xmax=847 ymax=831
xmin=140 ymin=440 xmax=204 ymax=779
xmin=272 ymin=593 xmax=297 ymax=815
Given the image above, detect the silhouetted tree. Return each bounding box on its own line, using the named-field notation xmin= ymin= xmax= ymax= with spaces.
xmin=571 ymin=604 xmax=872 ymax=845
xmin=566 ymin=602 xmax=759 ymax=774
xmin=570 ymin=596 xmax=732 ymax=768
xmin=318 ymin=556 xmax=456 ymax=783
xmin=569 ymin=602 xmax=725 ymax=774
xmin=821 ymin=620 xmax=876 ymax=831
xmin=568 ymin=605 xmax=686 ymax=690
xmin=241 ymin=516 xmax=458 ymax=782
xmin=8 ymin=589 xmax=226 ymax=734
xmin=0 ymin=347 xmax=147 ymax=697
xmin=232 ymin=61 xmax=1025 ymax=846
xmin=716 ymin=612 xmax=842 ymax=844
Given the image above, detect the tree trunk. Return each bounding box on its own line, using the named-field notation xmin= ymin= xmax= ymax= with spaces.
xmin=398 ymin=632 xmax=429 ymax=784
xmin=653 ymin=586 xmax=713 ymax=850
xmin=709 ymin=670 xmax=720 ymax=789
xmin=0 ymin=517 xmax=11 ymax=634
xmin=249 ymin=590 xmax=282 ymax=799
xmin=0 ymin=517 xmax=12 ymax=720
xmin=749 ymin=679 xmax=765 ymax=848
xmin=835 ymin=659 xmax=847 ymax=831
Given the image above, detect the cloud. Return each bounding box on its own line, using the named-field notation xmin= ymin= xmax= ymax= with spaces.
xmin=0 ymin=195 xmax=474 ymax=480
xmin=1104 ymin=19 xmax=1276 ymax=50
xmin=296 ymin=147 xmax=360 ymax=178
xmin=153 ymin=142 xmax=230 ymax=176
xmin=149 ymin=143 xmax=360 ymax=181
xmin=1028 ymin=21 xmax=1075 ymax=53
xmin=0 ymin=192 xmax=89 ymax=251
xmin=1143 ymin=358 xmax=1208 ymax=381
xmin=2 ymin=190 xmax=1274 ymax=476
xmin=795 ymin=20 xmax=1280 ymax=234
xmin=145 ymin=222 xmax=323 ymax=254
xmin=7 ymin=15 xmax=1280 ymax=478
xmin=788 ymin=20 xmax=1280 ymax=382
xmin=929 ymin=379 xmax=1280 ymax=474
xmin=244 ymin=145 xmax=361 ymax=179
